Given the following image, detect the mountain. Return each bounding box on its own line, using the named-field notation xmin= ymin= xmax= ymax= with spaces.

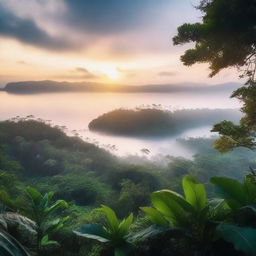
xmin=3 ymin=80 xmax=241 ymax=94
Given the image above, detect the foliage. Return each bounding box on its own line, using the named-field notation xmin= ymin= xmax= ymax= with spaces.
xmin=173 ymin=0 xmax=256 ymax=79
xmin=141 ymin=175 xmax=210 ymax=229
xmin=217 ymin=223 xmax=256 ymax=256
xmin=212 ymin=81 xmax=256 ymax=152
xmin=26 ymin=187 xmax=69 ymax=255
xmin=0 ymin=230 xmax=31 ymax=256
xmin=74 ymin=205 xmax=133 ymax=256
xmin=210 ymin=175 xmax=256 ymax=211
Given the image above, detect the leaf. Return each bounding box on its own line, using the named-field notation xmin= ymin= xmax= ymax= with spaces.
xmin=43 ymin=216 xmax=69 ymax=234
xmin=74 ymin=223 xmax=110 ymax=243
xmin=118 ymin=213 xmax=133 ymax=237
xmin=243 ymin=177 xmax=256 ymax=203
xmin=100 ymin=205 xmax=119 ymax=232
xmin=210 ymin=177 xmax=247 ymax=209
xmin=129 ymin=225 xmax=169 ymax=242
xmin=0 ymin=230 xmax=30 ymax=256
xmin=217 ymin=223 xmax=256 ymax=256
xmin=26 ymin=187 xmax=42 ymax=205
xmin=151 ymin=190 xmax=190 ymax=226
xmin=140 ymin=207 xmax=168 ymax=226
xmin=40 ymin=235 xmax=59 ymax=247
xmin=182 ymin=175 xmax=206 ymax=211
xmin=45 ymin=200 xmax=68 ymax=216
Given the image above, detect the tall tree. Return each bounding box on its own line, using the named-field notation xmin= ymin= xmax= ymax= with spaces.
xmin=173 ymin=0 xmax=256 ymax=152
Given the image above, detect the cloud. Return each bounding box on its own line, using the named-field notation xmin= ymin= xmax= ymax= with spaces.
xmin=0 ymin=3 xmax=76 ymax=50
xmin=158 ymin=71 xmax=177 ymax=77
xmin=55 ymin=67 xmax=101 ymax=80
xmin=63 ymin=0 xmax=172 ymax=34
xmin=73 ymin=67 xmax=99 ymax=79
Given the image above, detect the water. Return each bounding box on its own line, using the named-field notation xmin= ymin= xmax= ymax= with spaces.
xmin=0 ymin=91 xmax=240 ymax=157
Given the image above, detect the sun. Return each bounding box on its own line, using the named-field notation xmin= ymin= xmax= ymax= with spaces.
xmin=102 ymin=66 xmax=119 ymax=79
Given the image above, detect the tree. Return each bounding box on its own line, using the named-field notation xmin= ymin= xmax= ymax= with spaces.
xmin=173 ymin=0 xmax=256 ymax=152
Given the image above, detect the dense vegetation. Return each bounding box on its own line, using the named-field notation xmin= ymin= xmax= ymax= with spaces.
xmin=173 ymin=0 xmax=256 ymax=154
xmin=89 ymin=108 xmax=240 ymax=137
xmin=1 ymin=118 xmax=256 ymax=255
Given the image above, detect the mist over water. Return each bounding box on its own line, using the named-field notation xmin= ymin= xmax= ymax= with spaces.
xmin=0 ymin=91 xmax=240 ymax=157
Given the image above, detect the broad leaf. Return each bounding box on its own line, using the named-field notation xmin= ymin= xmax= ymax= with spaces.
xmin=140 ymin=207 xmax=168 ymax=226
xmin=217 ymin=223 xmax=256 ymax=256
xmin=151 ymin=190 xmax=189 ymax=226
xmin=182 ymin=176 xmax=206 ymax=211
xmin=0 ymin=230 xmax=30 ymax=256
xmin=210 ymin=177 xmax=247 ymax=209
xmin=74 ymin=223 xmax=110 ymax=243
xmin=100 ymin=205 xmax=119 ymax=232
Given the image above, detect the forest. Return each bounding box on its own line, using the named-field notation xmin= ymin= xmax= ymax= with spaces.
xmin=1 ymin=118 xmax=256 ymax=256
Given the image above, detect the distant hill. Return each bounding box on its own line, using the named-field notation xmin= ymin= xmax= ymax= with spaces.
xmin=3 ymin=80 xmax=241 ymax=94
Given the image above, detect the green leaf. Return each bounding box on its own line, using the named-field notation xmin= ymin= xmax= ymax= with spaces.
xmin=129 ymin=225 xmax=169 ymax=242
xmin=210 ymin=177 xmax=247 ymax=209
xmin=45 ymin=200 xmax=68 ymax=215
xmin=182 ymin=175 xmax=206 ymax=211
xmin=26 ymin=187 xmax=42 ymax=205
xmin=0 ymin=230 xmax=30 ymax=256
xmin=44 ymin=216 xmax=69 ymax=234
xmin=74 ymin=223 xmax=110 ymax=243
xmin=151 ymin=190 xmax=189 ymax=226
xmin=40 ymin=236 xmax=59 ymax=247
xmin=243 ymin=177 xmax=256 ymax=203
xmin=118 ymin=213 xmax=133 ymax=237
xmin=140 ymin=207 xmax=168 ymax=226
xmin=217 ymin=224 xmax=256 ymax=256
xmin=100 ymin=205 xmax=119 ymax=232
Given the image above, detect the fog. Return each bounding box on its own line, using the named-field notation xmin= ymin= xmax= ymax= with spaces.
xmin=0 ymin=90 xmax=241 ymax=157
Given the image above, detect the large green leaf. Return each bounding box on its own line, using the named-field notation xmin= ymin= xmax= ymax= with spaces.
xmin=210 ymin=177 xmax=247 ymax=209
xmin=140 ymin=207 xmax=168 ymax=226
xmin=217 ymin=223 xmax=256 ymax=256
xmin=182 ymin=176 xmax=206 ymax=211
xmin=100 ymin=205 xmax=119 ymax=233
xmin=151 ymin=190 xmax=189 ymax=226
xmin=74 ymin=223 xmax=110 ymax=243
xmin=0 ymin=230 xmax=30 ymax=256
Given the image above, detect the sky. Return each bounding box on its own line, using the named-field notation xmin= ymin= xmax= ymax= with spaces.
xmin=0 ymin=0 xmax=241 ymax=87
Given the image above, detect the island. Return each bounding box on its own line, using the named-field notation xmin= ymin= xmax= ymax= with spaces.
xmin=88 ymin=108 xmax=241 ymax=137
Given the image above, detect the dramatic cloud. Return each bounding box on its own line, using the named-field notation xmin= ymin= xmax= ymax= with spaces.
xmin=0 ymin=3 xmax=76 ymax=50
